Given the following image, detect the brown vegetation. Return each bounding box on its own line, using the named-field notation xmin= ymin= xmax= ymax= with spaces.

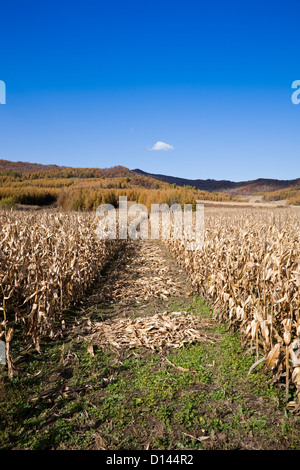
xmin=0 ymin=211 xmax=125 ymax=374
xmin=164 ymin=207 xmax=300 ymax=406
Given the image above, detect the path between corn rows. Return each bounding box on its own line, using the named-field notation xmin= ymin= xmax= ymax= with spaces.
xmin=84 ymin=239 xmax=193 ymax=320
xmin=2 ymin=240 xmax=299 ymax=450
xmin=72 ymin=240 xmax=299 ymax=450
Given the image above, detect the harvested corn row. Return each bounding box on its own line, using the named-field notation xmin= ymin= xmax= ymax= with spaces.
xmin=164 ymin=207 xmax=300 ymax=403
xmin=0 ymin=210 xmax=125 ymax=372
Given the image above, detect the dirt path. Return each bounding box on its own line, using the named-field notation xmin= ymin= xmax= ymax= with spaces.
xmin=82 ymin=240 xmax=193 ymax=320
xmin=1 ymin=240 xmax=300 ymax=450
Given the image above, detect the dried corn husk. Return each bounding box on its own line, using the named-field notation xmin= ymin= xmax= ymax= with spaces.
xmin=89 ymin=311 xmax=218 ymax=350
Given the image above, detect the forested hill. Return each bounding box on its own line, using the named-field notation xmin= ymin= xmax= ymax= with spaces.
xmin=0 ymin=159 xmax=131 ymax=178
xmin=133 ymin=169 xmax=300 ymax=194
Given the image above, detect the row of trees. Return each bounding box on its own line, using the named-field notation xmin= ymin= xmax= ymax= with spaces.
xmin=0 ymin=170 xmax=235 ymax=210
xmin=57 ymin=187 xmax=201 ymax=211
xmin=0 ymin=185 xmax=234 ymax=210
xmin=262 ymin=187 xmax=300 ymax=205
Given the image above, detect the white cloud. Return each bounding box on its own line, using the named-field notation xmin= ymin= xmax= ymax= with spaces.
xmin=149 ymin=141 xmax=174 ymax=151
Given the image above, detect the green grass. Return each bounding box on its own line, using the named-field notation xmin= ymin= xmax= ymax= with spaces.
xmin=0 ymin=197 xmax=15 ymax=209
xmin=0 ymin=296 xmax=299 ymax=450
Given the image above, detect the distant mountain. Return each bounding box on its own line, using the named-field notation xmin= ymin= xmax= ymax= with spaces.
xmin=132 ymin=169 xmax=300 ymax=194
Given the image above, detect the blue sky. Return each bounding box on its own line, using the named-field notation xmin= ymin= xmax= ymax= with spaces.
xmin=0 ymin=0 xmax=299 ymax=181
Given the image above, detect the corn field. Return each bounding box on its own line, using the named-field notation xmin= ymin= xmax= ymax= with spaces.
xmin=164 ymin=207 xmax=300 ymax=404
xmin=1 ymin=207 xmax=300 ymax=405
xmin=0 ymin=210 xmax=124 ymax=375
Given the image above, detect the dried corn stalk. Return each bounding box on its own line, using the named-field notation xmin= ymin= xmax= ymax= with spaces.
xmin=0 ymin=210 xmax=126 ymax=366
xmin=163 ymin=207 xmax=300 ymax=403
